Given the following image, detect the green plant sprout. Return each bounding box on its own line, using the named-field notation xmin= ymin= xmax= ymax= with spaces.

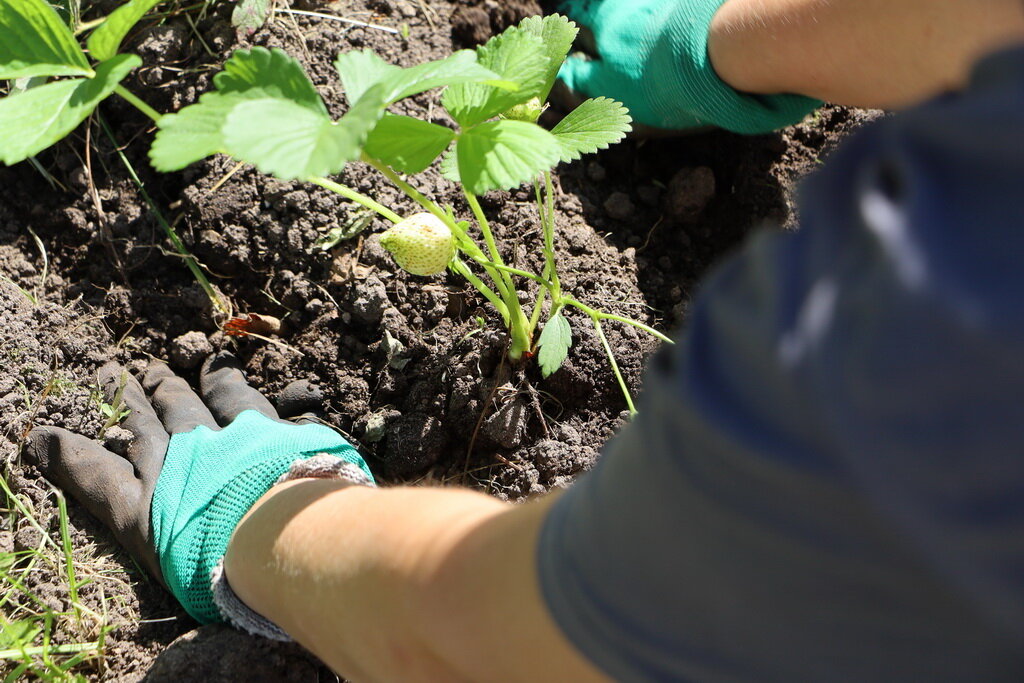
xmin=0 ymin=0 xmax=229 ymax=313
xmin=148 ymin=15 xmax=672 ymax=412
xmin=92 ymin=370 xmax=131 ymax=439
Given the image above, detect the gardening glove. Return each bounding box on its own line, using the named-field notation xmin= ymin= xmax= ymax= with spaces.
xmin=25 ymin=352 xmax=374 ymax=639
xmin=556 ymin=0 xmax=821 ymax=133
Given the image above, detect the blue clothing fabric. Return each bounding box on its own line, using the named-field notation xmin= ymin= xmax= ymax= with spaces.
xmin=538 ymin=46 xmax=1024 ymax=681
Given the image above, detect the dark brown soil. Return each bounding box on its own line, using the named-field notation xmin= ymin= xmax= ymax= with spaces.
xmin=0 ymin=0 xmax=878 ymax=678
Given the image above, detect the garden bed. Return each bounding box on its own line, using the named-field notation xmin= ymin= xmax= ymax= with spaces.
xmin=0 ymin=0 xmax=876 ymax=678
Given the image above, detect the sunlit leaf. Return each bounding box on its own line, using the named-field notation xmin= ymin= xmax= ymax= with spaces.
xmin=455 ymin=119 xmax=560 ymax=194
xmin=538 ymin=310 xmax=572 ymax=377
xmin=517 ymin=14 xmax=578 ymax=101
xmin=0 ymin=0 xmax=92 ymax=79
xmin=87 ymin=0 xmax=163 ymax=61
xmin=335 ymin=49 xmax=398 ymax=105
xmin=337 ymin=48 xmax=506 ymax=107
xmin=551 ymin=97 xmax=632 ymax=163
xmin=215 ymin=47 xmax=327 ymax=115
xmin=0 ymin=55 xmax=139 ymax=165
xmin=222 ymin=85 xmax=386 ymax=180
xmin=149 ymin=92 xmax=249 ymax=170
xmin=364 ymin=113 xmax=454 ymax=174
xmin=442 ymin=28 xmax=547 ymax=127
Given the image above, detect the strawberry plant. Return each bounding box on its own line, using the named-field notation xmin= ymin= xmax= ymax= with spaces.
xmin=0 ymin=0 xmax=169 ymax=164
xmin=0 ymin=0 xmax=231 ymax=313
xmin=149 ymin=14 xmax=671 ymax=412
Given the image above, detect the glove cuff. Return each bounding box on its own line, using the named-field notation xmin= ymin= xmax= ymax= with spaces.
xmin=170 ymin=450 xmax=318 ymax=622
xmin=645 ymin=0 xmax=821 ymax=134
xmin=152 ymin=410 xmax=374 ymax=624
xmin=210 ymin=454 xmax=377 ymax=640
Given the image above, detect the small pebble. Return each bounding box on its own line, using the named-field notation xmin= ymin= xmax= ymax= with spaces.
xmin=276 ymin=379 xmax=323 ymax=417
xmin=0 ymin=530 xmax=13 ymax=554
xmin=636 ymin=184 xmax=662 ymax=207
xmin=170 ymin=331 xmax=213 ymax=369
xmin=351 ymin=276 xmax=389 ymax=325
xmin=14 ymin=525 xmax=41 ymax=553
xmin=603 ymin=192 xmax=635 ymax=221
xmin=664 ymin=166 xmax=716 ymax=223
xmin=104 ymin=425 xmax=134 ymax=455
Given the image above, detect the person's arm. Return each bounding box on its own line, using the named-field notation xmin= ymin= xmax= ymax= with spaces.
xmin=709 ymin=0 xmax=1024 ymax=109
xmin=26 ymin=352 xmax=606 ymax=680
xmin=224 ymin=480 xmax=607 ymax=682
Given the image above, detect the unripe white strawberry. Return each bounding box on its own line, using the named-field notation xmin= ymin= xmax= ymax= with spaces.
xmin=379 ymin=213 xmax=456 ymax=276
xmin=502 ymin=97 xmax=545 ymax=123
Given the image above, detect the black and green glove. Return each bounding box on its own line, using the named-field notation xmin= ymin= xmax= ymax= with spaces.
xmin=26 ymin=352 xmax=373 ymax=635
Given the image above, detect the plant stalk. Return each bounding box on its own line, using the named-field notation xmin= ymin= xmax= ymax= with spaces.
xmin=542 ymin=172 xmax=560 ymax=295
xmin=452 ymin=259 xmax=509 ymax=323
xmin=363 ymin=155 xmax=454 ymax=227
xmin=114 ymin=85 xmax=162 ymax=124
xmin=563 ymin=298 xmax=674 ymax=344
xmin=592 ymin=316 xmax=637 ymax=416
xmin=309 ymin=176 xmax=402 ymax=224
xmin=464 ymin=192 xmax=510 ymax=281
xmin=464 ymin=191 xmax=533 ymax=359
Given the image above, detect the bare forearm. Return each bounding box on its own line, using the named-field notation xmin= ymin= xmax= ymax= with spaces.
xmin=223 ymin=480 xmax=604 ymax=681
xmin=709 ymin=0 xmax=1024 ymax=109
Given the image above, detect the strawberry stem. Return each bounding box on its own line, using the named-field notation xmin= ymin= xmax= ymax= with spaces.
xmin=309 ymin=177 xmax=402 ymax=223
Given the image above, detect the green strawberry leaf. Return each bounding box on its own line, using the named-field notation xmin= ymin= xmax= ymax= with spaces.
xmin=442 ymin=27 xmax=548 ymax=128
xmin=152 ymin=48 xmax=328 ymax=170
xmin=518 ymin=14 xmax=578 ymax=101
xmin=455 ymin=119 xmax=561 ymax=194
xmin=215 ymin=47 xmax=327 ymax=116
xmin=364 ymin=113 xmax=455 ymax=174
xmin=222 ymin=85 xmax=386 ymax=180
xmin=377 ymin=50 xmax=509 ymax=104
xmin=537 ymin=310 xmax=572 ymax=377
xmin=551 ymin=97 xmax=632 ymax=164
xmin=0 ymin=0 xmax=92 ymax=79
xmin=439 ymin=147 xmax=460 ymax=183
xmin=336 ymin=48 xmax=508 ymax=107
xmin=335 ymin=49 xmax=398 ymax=105
xmin=150 ymin=92 xmax=250 ymax=171
xmin=0 ymin=54 xmax=140 ymax=165
xmin=87 ymin=0 xmax=163 ymax=62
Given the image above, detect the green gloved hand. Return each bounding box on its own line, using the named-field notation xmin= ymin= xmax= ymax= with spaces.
xmin=557 ymin=0 xmax=820 ymax=133
xmin=27 ymin=352 xmax=373 ymax=630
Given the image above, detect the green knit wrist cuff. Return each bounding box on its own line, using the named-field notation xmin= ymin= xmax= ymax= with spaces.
xmin=173 ymin=452 xmax=300 ymax=623
xmin=151 ymin=409 xmax=371 ymax=624
xmin=646 ymin=2 xmax=821 ymax=134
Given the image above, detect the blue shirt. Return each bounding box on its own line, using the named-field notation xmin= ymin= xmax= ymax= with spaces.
xmin=538 ymin=46 xmax=1024 ymax=681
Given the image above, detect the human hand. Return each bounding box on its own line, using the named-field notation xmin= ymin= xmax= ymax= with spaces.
xmin=26 ymin=352 xmax=373 ymax=626
xmin=556 ymin=0 xmax=820 ymax=133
